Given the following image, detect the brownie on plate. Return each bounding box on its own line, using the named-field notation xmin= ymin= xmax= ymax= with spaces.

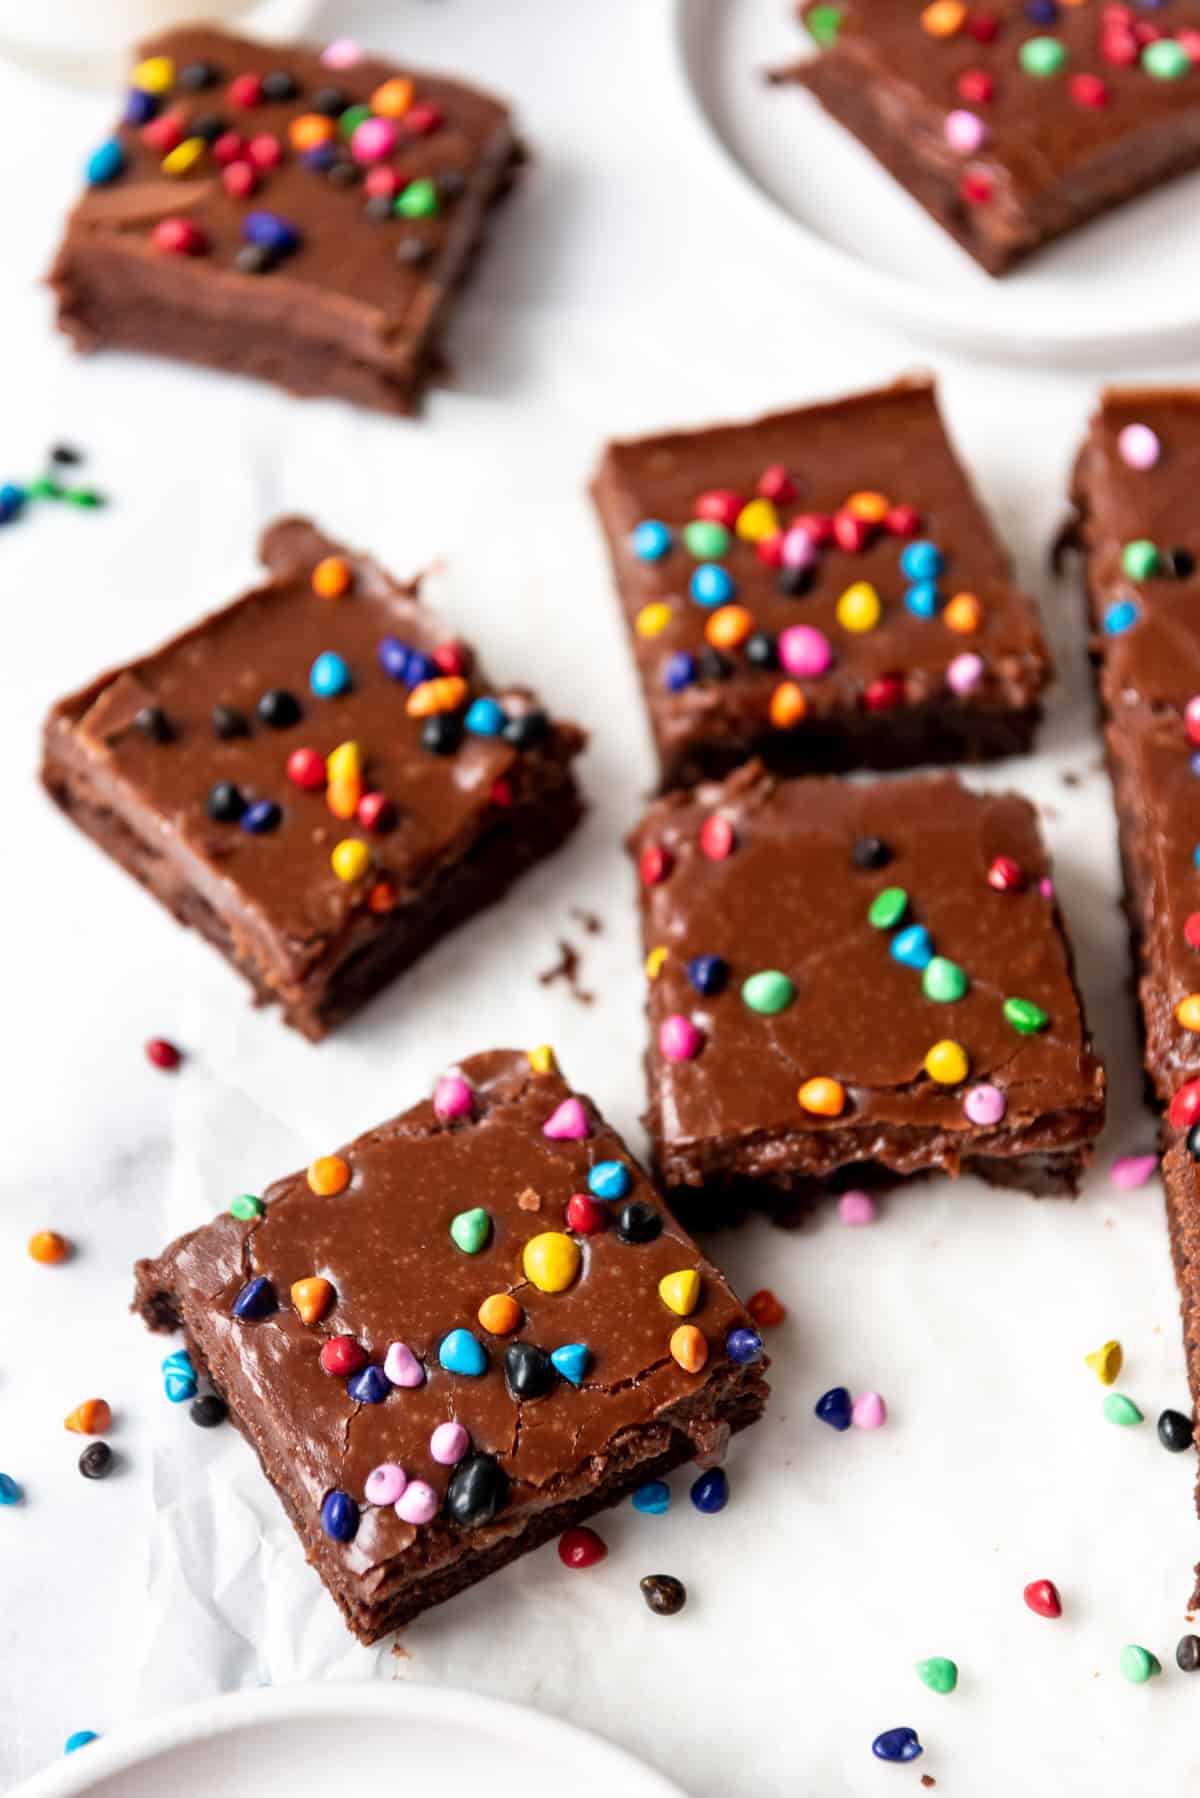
xmin=591 ymin=378 xmax=1051 ymax=790
xmin=782 ymin=3 xmax=1200 ymax=277
xmin=50 ymin=27 xmax=520 ymax=414
xmin=630 ymin=761 xmax=1106 ymax=1212
xmin=42 ymin=518 xmax=583 ymax=1040
xmin=133 ymin=1049 xmax=770 ymax=1641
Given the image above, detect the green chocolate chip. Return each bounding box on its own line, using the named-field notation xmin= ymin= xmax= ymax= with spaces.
xmin=868 ymin=886 xmax=908 ymax=931
xmin=1003 ymin=997 xmax=1049 ymax=1035
xmin=741 ymin=970 xmax=796 ymax=1015
xmin=1121 ymin=539 xmax=1160 ymax=580
xmin=395 ymin=178 xmax=439 ymax=219
xmin=1143 ymin=40 xmax=1190 ymax=81
xmin=450 ymin=1207 xmax=491 ymax=1254
xmin=1019 ymin=36 xmax=1067 ymax=77
xmin=1119 ymin=1644 xmax=1161 ymax=1684
xmin=922 ymin=957 xmax=968 ymax=1004
xmin=915 ymin=1656 xmax=958 ymax=1696
xmin=229 ymin=1193 xmax=264 ymax=1221
xmin=805 ymin=4 xmax=842 ymax=46
xmin=26 ymin=477 xmax=63 ymax=499
xmin=683 ymin=520 xmax=731 ymax=560
xmin=338 ymin=103 xmax=371 ymax=138
xmin=1104 ymin=1392 xmax=1144 ymax=1428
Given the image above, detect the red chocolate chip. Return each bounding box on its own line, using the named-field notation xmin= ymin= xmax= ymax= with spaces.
xmin=639 ymin=844 xmax=673 ymax=886
xmin=700 ymin=815 xmax=735 ymax=860
xmin=757 ymin=465 xmax=796 ymax=506
xmin=145 ymin=1037 xmax=182 ymax=1071
xmin=694 ymin=489 xmax=743 ymax=530
xmin=863 ymin=673 xmax=905 ymax=714
xmin=320 ymin=1336 xmax=367 ymax=1377
xmin=565 ymin=1193 xmax=606 ymax=1235
xmin=1023 ymin=1579 xmax=1062 ymax=1619
xmin=987 ymin=855 xmax=1026 ymax=894
xmin=356 ymin=792 xmax=394 ymax=833
xmin=557 ymin=1526 xmax=607 ymax=1570
xmin=1169 ymin=1080 xmax=1200 ymax=1130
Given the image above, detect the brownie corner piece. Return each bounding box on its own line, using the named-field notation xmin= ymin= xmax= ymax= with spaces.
xmin=786 ymin=3 xmax=1200 ymax=277
xmin=132 ymin=1048 xmax=769 ymax=1640
xmin=631 ymin=761 xmax=1105 ymax=1212
xmin=41 ymin=517 xmax=584 ymax=1040
xmin=49 ymin=26 xmax=520 ymax=415
xmin=592 ymin=377 xmax=1050 ymax=790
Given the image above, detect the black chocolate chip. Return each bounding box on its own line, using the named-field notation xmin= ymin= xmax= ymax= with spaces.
xmin=79 ymin=1442 xmax=114 ymax=1481
xmin=502 ymin=709 xmax=549 ymax=751
xmin=207 ymin=781 xmax=247 ymax=824
xmin=261 ymin=69 xmax=299 ymax=102
xmin=135 ymin=705 xmax=172 ymax=744
xmin=698 ymin=649 xmax=733 ymax=682
xmin=444 ymin=1452 xmax=508 ymax=1528
xmin=1166 ymin=547 xmax=1196 ymax=580
xmin=1177 ymin=1634 xmax=1200 ymax=1673
xmin=422 ymin=714 xmax=463 ymax=755
xmin=435 ymin=168 xmax=466 ymax=202
xmin=311 ymin=86 xmax=348 ymax=116
xmin=234 ymin=244 xmax=275 ymax=277
xmin=188 ymin=112 xmax=226 ymax=144
xmin=1158 ymin=1408 xmax=1194 ymax=1453
xmin=1187 ymin=1122 xmax=1200 ymax=1163
xmin=190 ymin=1394 xmax=228 ymax=1429
xmin=50 ymin=442 xmax=83 ymax=466
xmin=177 ymin=61 xmax=221 ymax=90
xmin=212 ymin=704 xmax=250 ymax=740
xmin=327 ymin=161 xmax=361 ymax=188
xmin=852 ymin=835 xmax=893 ymax=870
xmin=257 ymin=688 xmax=302 ymax=729
xmin=615 ymin=1201 xmax=662 ymax=1245
xmin=364 ymin=194 xmax=396 ymax=222
xmin=504 ymin=1341 xmax=556 ymax=1401
xmin=744 ymin=631 xmax=778 ymax=670
xmin=640 ymin=1574 xmax=686 ymax=1616
xmin=777 ymin=566 xmax=814 ymax=599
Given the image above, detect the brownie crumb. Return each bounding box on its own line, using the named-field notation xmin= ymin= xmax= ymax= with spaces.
xmin=538 ymin=938 xmax=594 ymax=1005
xmin=920 ymin=1777 xmax=936 ymax=1790
xmin=571 ymin=907 xmax=603 ymax=935
xmin=517 ymin=1187 xmax=542 ymax=1212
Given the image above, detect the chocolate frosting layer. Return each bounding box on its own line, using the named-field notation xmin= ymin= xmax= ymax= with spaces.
xmin=792 ymin=3 xmax=1200 ymax=264
xmin=51 ymin=27 xmax=515 ymax=398
xmin=44 ymin=518 xmax=583 ymax=993
xmin=631 ymin=762 xmax=1104 ymax=1186
xmin=592 ymin=379 xmax=1050 ymax=782
xmin=134 ymin=1051 xmax=765 ymax=1596
xmin=1073 ymin=388 xmax=1200 ymax=716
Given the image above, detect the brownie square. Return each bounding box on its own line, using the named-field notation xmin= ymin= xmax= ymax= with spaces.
xmin=133 ymin=1049 xmax=769 ymax=1641
xmin=1159 ymin=1140 xmax=1200 ymax=1597
xmin=782 ymin=4 xmax=1200 ymax=277
xmin=49 ymin=28 xmax=520 ymax=415
xmin=42 ymin=518 xmax=584 ymax=1040
xmin=630 ymin=762 xmax=1106 ymax=1211
xmin=591 ymin=378 xmax=1051 ymax=791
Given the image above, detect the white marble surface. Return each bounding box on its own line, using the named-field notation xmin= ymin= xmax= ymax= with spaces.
xmin=3 ymin=2 xmax=1200 ymax=1793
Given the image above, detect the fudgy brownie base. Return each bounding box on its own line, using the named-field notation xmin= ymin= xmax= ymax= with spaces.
xmin=50 ymin=28 xmax=521 ymax=416
xmin=42 ymin=518 xmax=584 ymax=1040
xmin=132 ymin=1050 xmax=769 ymax=1642
xmin=632 ymin=762 xmax=1105 ymax=1217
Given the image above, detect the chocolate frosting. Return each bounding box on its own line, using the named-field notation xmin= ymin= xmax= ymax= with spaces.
xmin=795 ymin=2 xmax=1200 ymax=210
xmin=592 ymin=379 xmax=1049 ymax=780
xmin=1073 ymin=388 xmax=1200 ymax=715
xmin=51 ymin=27 xmax=515 ymax=391
xmin=631 ymin=762 xmax=1105 ymax=1185
xmin=45 ymin=518 xmax=582 ymax=992
xmin=135 ymin=1051 xmax=763 ymax=1594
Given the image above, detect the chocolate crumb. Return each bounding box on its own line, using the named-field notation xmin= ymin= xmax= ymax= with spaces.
xmin=538 ymin=938 xmax=593 ymax=1005
xmin=920 ymin=1777 xmax=936 ymax=1790
xmin=570 ymin=907 xmax=603 ymax=935
xmin=1061 ymin=769 xmax=1082 ymax=788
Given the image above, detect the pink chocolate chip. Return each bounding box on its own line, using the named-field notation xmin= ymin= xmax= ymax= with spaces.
xmin=838 ymin=1190 xmax=877 ymax=1227
xmin=852 ymin=1391 xmax=887 ymax=1430
xmin=1110 ymin=1153 xmax=1159 ymax=1191
xmin=384 ymin=1341 xmax=425 ymax=1389
xmin=778 ymin=624 xmax=832 ymax=679
xmin=396 ymin=1479 xmax=439 ymax=1525
xmin=365 ymin=1463 xmax=407 ymax=1506
xmin=433 ymin=1075 xmax=473 ymax=1122
xmin=659 ymin=1014 xmax=704 ymax=1061
xmin=429 ymin=1421 xmax=470 ymax=1466
xmin=543 ymin=1096 xmax=590 ymax=1141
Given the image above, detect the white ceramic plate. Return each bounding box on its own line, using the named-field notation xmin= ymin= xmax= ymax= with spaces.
xmin=11 ymin=1686 xmax=687 ymax=1798
xmin=668 ymin=0 xmax=1200 ymax=361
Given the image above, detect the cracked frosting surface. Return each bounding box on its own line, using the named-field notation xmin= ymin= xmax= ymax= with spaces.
xmin=135 ymin=1050 xmax=758 ymax=1587
xmin=632 ymin=763 xmax=1105 ymax=1174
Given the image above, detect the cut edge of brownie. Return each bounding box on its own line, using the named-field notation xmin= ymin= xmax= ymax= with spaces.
xmin=132 ymin=1252 xmax=767 ymax=1640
